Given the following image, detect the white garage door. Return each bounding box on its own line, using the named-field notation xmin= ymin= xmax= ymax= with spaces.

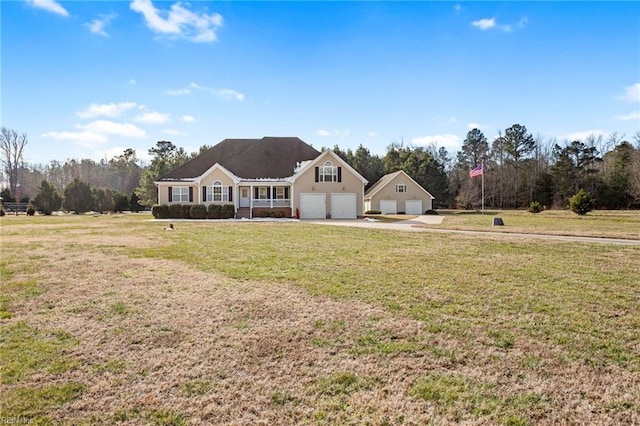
xmin=405 ymin=200 xmax=422 ymax=215
xmin=380 ymin=200 xmax=397 ymax=214
xmin=299 ymin=193 xmax=326 ymax=219
xmin=331 ymin=193 xmax=357 ymax=219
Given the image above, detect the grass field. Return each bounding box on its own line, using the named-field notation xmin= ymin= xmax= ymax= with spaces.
xmin=1 ymin=211 xmax=639 ymax=425
xmin=381 ymin=209 xmax=640 ymax=240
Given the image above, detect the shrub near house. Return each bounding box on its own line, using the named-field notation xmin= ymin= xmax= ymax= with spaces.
xmin=151 ymin=204 xmax=235 ymax=219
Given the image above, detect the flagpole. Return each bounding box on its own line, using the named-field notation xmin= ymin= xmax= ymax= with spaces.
xmin=481 ymin=160 xmax=485 ymax=215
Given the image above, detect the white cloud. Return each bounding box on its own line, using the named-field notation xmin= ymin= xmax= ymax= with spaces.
xmin=472 ymin=16 xmax=526 ymax=32
xmin=134 ymin=111 xmax=171 ymax=124
xmin=412 ymin=134 xmax=461 ymax=149
xmin=615 ymin=111 xmax=640 ymax=121
xmin=129 ymin=79 xmax=137 ymax=85
xmin=163 ymin=129 xmax=186 ymax=136
xmin=167 ymin=83 xmax=244 ymax=101
xmin=467 ymin=122 xmax=489 ymax=130
xmin=77 ymin=102 xmax=138 ymax=118
xmin=217 ymin=89 xmax=245 ymax=101
xmin=618 ymin=83 xmax=640 ymax=102
xmin=471 ymin=18 xmax=495 ymax=30
xmin=181 ymin=115 xmax=195 ymax=122
xmin=85 ymin=13 xmax=116 ymax=37
xmin=564 ymin=129 xmax=607 ymax=141
xmin=130 ymin=0 xmax=223 ymax=43
xmin=26 ymin=0 xmax=69 ymax=17
xmin=42 ymin=130 xmax=107 ymax=147
xmin=317 ymin=129 xmax=350 ymax=138
xmin=367 ymin=132 xmax=377 ymax=138
xmin=78 ymin=120 xmax=147 ymax=138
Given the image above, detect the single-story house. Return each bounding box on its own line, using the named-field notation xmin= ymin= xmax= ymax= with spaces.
xmin=155 ymin=137 xmax=368 ymax=219
xmin=364 ymin=170 xmax=434 ymax=214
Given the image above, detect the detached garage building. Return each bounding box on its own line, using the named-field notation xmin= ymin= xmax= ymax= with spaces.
xmin=364 ymin=170 xmax=434 ymax=214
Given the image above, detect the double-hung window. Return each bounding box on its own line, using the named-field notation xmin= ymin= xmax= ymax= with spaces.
xmin=206 ymin=181 xmax=229 ymax=202
xmin=275 ymin=187 xmax=286 ymax=200
xmin=319 ymin=161 xmax=337 ymax=182
xmin=172 ymin=187 xmax=190 ymax=202
xmin=395 ymin=182 xmax=407 ymax=193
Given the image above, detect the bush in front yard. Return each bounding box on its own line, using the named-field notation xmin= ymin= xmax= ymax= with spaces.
xmin=181 ymin=204 xmax=192 ymax=219
xmin=207 ymin=204 xmax=222 ymax=219
xmin=222 ymin=204 xmax=235 ymax=219
xmin=152 ymin=204 xmax=169 ymax=219
xmin=528 ymin=201 xmax=543 ymax=214
xmin=190 ymin=204 xmax=207 ymax=219
xmin=364 ymin=210 xmax=381 ymax=215
xmin=570 ymin=189 xmax=594 ymax=216
xmin=169 ymin=204 xmax=183 ymax=219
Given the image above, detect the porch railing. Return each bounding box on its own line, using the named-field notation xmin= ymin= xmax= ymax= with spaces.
xmin=252 ymin=199 xmax=290 ymax=208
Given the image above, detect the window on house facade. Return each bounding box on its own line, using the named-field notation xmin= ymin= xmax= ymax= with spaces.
xmin=275 ymin=187 xmax=286 ymax=199
xmin=258 ymin=187 xmax=269 ymax=199
xmin=396 ymin=182 xmax=407 ymax=193
xmin=320 ymin=161 xmax=337 ymax=182
xmin=206 ymin=181 xmax=229 ymax=202
xmin=172 ymin=186 xmax=190 ymax=202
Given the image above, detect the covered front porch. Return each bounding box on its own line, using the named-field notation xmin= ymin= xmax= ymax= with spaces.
xmin=236 ymin=183 xmax=293 ymax=219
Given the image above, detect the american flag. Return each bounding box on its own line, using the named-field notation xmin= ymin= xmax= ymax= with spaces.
xmin=469 ymin=164 xmax=483 ymax=178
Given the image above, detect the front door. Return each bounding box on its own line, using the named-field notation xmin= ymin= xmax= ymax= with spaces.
xmin=240 ymin=187 xmax=250 ymax=207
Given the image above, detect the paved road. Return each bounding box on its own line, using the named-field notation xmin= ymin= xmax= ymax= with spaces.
xmin=307 ymin=217 xmax=640 ymax=246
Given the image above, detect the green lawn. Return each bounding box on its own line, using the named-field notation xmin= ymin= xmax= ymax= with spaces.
xmin=1 ymin=212 xmax=639 ymax=425
xmin=423 ymin=209 xmax=640 ymax=239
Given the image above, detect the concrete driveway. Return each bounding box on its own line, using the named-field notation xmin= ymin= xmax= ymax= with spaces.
xmin=306 ymin=216 xmax=640 ymax=246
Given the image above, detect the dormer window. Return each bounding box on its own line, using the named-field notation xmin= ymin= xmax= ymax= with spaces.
xmin=396 ymin=182 xmax=407 ymax=193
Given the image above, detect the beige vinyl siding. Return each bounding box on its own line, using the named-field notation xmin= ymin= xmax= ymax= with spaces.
xmin=367 ymin=174 xmax=432 ymax=212
xmin=200 ymin=169 xmax=235 ymax=187
xmin=292 ymin=152 xmax=365 ymax=217
xmin=157 ymin=183 xmax=197 ymax=204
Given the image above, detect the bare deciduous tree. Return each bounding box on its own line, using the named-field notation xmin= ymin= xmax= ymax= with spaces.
xmin=0 ymin=127 xmax=28 ymax=198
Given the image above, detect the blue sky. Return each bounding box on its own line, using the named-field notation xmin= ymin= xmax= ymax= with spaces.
xmin=2 ymin=1 xmax=639 ymax=165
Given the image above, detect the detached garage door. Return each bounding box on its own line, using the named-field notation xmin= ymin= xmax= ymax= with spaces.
xmin=380 ymin=200 xmax=397 ymax=214
xmin=405 ymin=200 xmax=422 ymax=215
xmin=331 ymin=193 xmax=357 ymax=219
xmin=300 ymin=193 xmax=326 ymax=219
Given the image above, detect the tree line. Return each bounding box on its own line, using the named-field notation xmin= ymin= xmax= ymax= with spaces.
xmin=2 ymin=124 xmax=640 ymax=213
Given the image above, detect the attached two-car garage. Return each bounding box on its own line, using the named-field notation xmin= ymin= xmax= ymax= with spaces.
xmin=299 ymin=193 xmax=357 ymax=219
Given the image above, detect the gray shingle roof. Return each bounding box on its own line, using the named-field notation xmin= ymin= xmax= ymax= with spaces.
xmin=158 ymin=137 xmax=321 ymax=181
xmin=364 ymin=170 xmax=403 ymax=197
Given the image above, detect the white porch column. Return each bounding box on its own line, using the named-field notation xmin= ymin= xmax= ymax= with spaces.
xmin=250 ymin=184 xmax=253 ymax=219
xmin=270 ymin=184 xmax=274 ymax=208
xmin=290 ymin=183 xmax=294 ymax=217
